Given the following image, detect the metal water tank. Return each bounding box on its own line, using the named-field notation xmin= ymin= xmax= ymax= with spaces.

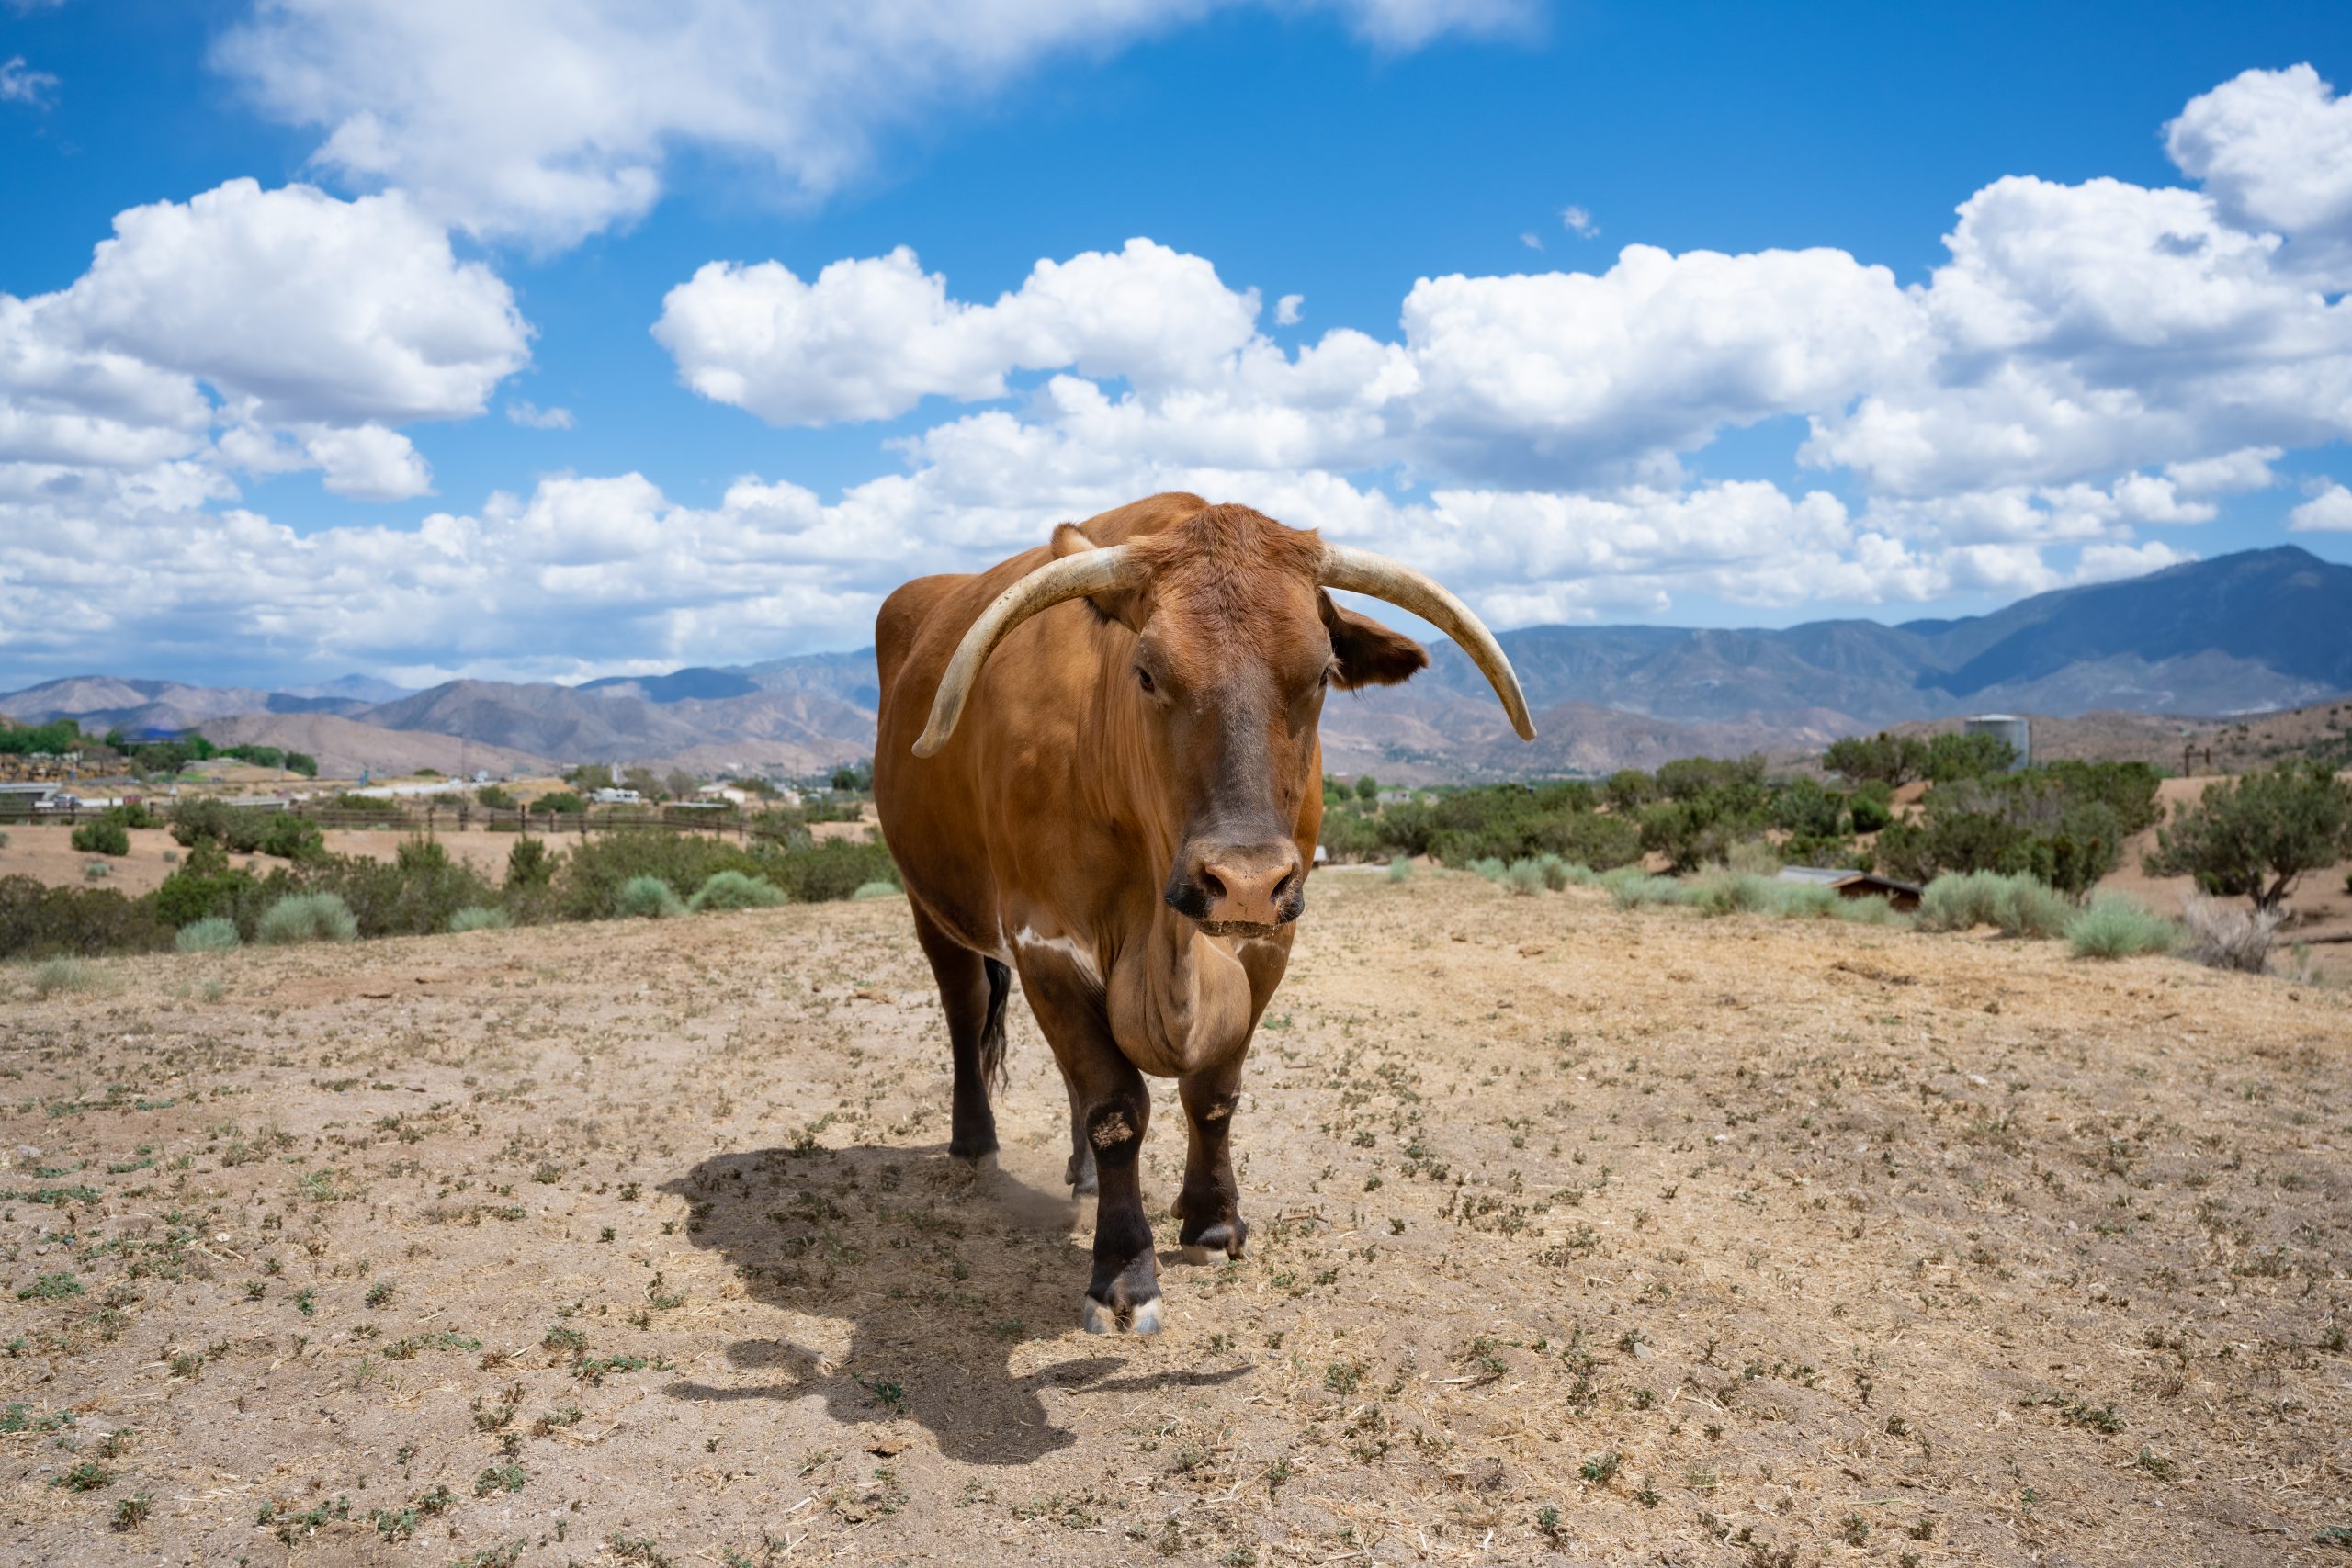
xmin=1963 ymin=714 xmax=2031 ymax=771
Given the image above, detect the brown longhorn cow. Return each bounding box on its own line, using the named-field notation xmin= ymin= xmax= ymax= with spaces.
xmin=873 ymin=492 xmax=1533 ymax=1333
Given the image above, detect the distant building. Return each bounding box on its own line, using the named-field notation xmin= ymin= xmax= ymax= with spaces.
xmin=1964 ymin=714 xmax=2031 ymax=771
xmin=590 ymin=787 xmax=643 ymax=805
xmin=1774 ymin=865 xmax=1924 ymax=912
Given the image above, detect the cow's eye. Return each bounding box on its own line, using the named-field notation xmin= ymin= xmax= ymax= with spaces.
xmin=1136 ymin=665 xmax=1156 ymax=694
xmin=1320 ymin=661 xmax=1340 ymax=688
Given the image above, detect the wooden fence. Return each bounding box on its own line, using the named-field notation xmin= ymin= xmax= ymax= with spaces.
xmin=0 ymin=797 xmax=813 ymax=847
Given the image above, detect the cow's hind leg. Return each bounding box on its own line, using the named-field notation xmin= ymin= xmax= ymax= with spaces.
xmin=1172 ymin=1056 xmax=1249 ymax=1264
xmin=910 ymin=904 xmax=1008 ymax=1167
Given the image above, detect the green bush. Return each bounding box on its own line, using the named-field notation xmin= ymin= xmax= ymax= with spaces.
xmin=687 ymin=870 xmax=786 ymax=912
xmin=2143 ymin=758 xmax=2352 ymax=911
xmin=1770 ymin=883 xmax=1843 ymax=919
xmin=166 ymin=799 xmax=324 ymax=861
xmin=1610 ymin=874 xmax=1694 ymax=909
xmin=84 ymin=861 xmax=110 ymax=881
xmin=1466 ymin=857 xmax=1507 ymax=883
xmin=290 ymin=839 xmax=499 ymax=938
xmin=616 ymin=874 xmax=685 ymax=919
xmin=534 ymin=790 xmax=585 ymax=815
xmin=1386 ymin=854 xmax=1411 ymax=884
xmin=2065 ymin=894 xmax=2178 ymax=959
xmin=153 ymin=839 xmax=255 ymax=930
xmin=0 ymin=829 xmax=9 ymax=849
xmin=256 ymin=891 xmax=358 ymax=945
xmin=1502 ymin=859 xmax=1544 ymax=896
xmin=1692 ymin=871 xmax=1775 ymax=915
xmin=1917 ymin=871 xmax=2068 ymax=938
xmin=0 ymin=876 xmax=173 ymax=959
xmin=72 ymin=818 xmax=130 ymax=856
xmin=850 ymin=881 xmax=901 ymax=900
xmin=447 ymin=906 xmax=511 ymax=933
xmin=1533 ymin=852 xmax=1571 ymax=891
xmin=1848 ymin=786 xmax=1893 ymax=835
xmin=175 ymin=917 xmax=241 ymax=953
xmin=1317 ymin=810 xmax=1385 ymax=863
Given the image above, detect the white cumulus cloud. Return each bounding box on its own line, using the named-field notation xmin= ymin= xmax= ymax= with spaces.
xmin=2289 ymin=482 xmax=2352 ymax=533
xmin=216 ymin=0 xmax=1535 ymax=247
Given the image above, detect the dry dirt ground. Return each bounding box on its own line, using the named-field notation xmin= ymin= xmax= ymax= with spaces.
xmin=2 ymin=874 xmax=2348 ymax=1567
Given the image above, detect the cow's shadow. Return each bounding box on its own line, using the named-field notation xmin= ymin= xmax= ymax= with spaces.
xmin=659 ymin=1145 xmax=1246 ymax=1466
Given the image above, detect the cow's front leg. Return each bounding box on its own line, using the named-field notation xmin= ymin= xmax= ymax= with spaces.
xmin=1172 ymin=1055 xmax=1249 ymax=1264
xmin=1021 ymin=968 xmax=1159 ymax=1334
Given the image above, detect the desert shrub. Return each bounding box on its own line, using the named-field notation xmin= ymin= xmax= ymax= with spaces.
xmin=1386 ymin=854 xmax=1411 ymax=884
xmin=175 ymin=917 xmax=241 ymax=953
xmin=476 ymin=784 xmax=519 ymax=811
xmin=84 ymin=861 xmax=110 ymax=880
xmin=0 ymin=829 xmax=9 ymax=849
xmin=1771 ymin=778 xmax=1844 ymax=839
xmin=2178 ymin=894 xmax=2279 ymax=974
xmin=1770 ymin=882 xmax=1843 ymax=919
xmin=1833 ymin=895 xmax=1906 ymax=926
xmin=1533 ymin=852 xmax=1571 ymax=891
xmin=1878 ymin=775 xmax=2128 ymax=897
xmin=1692 ymin=871 xmax=1775 ymax=915
xmin=772 ymin=839 xmax=899 ymax=902
xmin=687 ymin=870 xmax=786 ymax=912
xmin=256 ymin=891 xmax=357 ymax=945
xmin=2144 ymin=758 xmax=2352 ymax=911
xmin=850 ymin=880 xmax=901 ymax=900
xmin=1502 ymin=859 xmax=1544 ymax=896
xmin=1466 ymin=857 xmax=1507 ymax=883
xmin=2065 ymin=894 xmax=2178 ymax=959
xmin=534 ymin=790 xmax=586 ymax=815
xmin=72 ymin=818 xmax=130 ymax=856
xmin=1917 ymin=871 xmax=2068 ymax=937
xmin=1412 ymin=781 xmax=1637 ymax=869
xmin=447 ymin=905 xmax=511 ymax=933
xmin=1848 ymin=785 xmax=1893 ymax=834
xmin=0 ymin=876 xmax=173 ymax=959
xmin=291 ymin=840 xmax=498 ymax=938
xmin=32 ymin=957 xmax=109 ymax=998
xmin=1611 ymin=874 xmax=1694 ymax=909
xmin=1920 ymin=730 xmax=2018 ymax=782
xmin=166 ymin=798 xmax=324 ymax=861
xmin=1317 ymin=811 xmax=1385 ymax=863
xmin=1602 ymin=768 xmax=1658 ymax=814
xmin=153 ymin=839 xmax=256 ymax=930
xmin=1721 ymin=838 xmax=1782 ymax=876
xmin=616 ymin=874 xmax=684 ymax=919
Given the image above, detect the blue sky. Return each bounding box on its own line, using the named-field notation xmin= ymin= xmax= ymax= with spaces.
xmin=4 ymin=0 xmax=2351 ymax=692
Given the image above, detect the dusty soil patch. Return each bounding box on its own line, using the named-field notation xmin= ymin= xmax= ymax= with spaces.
xmin=1 ymin=875 xmax=2346 ymax=1565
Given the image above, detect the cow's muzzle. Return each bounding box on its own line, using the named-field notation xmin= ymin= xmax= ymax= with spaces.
xmin=1165 ymin=840 xmax=1306 ymax=934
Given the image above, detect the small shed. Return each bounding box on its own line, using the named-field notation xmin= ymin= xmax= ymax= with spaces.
xmin=1774 ymin=865 xmax=1924 ymax=912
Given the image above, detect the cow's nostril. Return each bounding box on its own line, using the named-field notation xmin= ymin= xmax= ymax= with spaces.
xmin=1199 ymin=870 xmax=1227 ymax=902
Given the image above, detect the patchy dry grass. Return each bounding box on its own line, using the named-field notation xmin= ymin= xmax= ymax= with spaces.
xmin=0 ymin=872 xmax=2346 ymax=1565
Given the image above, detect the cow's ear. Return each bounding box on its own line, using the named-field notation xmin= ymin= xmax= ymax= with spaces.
xmin=1051 ymin=522 xmax=1148 ymax=630
xmin=1319 ymin=592 xmax=1428 ymax=688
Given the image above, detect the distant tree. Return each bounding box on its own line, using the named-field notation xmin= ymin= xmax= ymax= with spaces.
xmin=2143 ymin=758 xmax=2352 ymax=911
xmin=622 ymin=766 xmax=664 ymax=801
xmin=1354 ymin=774 xmax=1379 ymax=803
xmin=1823 ymin=732 xmax=1927 ymax=787
xmin=831 ymin=760 xmax=873 ymax=793
xmin=568 ymin=763 xmax=616 ymax=792
xmin=476 ymin=784 xmax=519 ymax=811
xmin=664 ymin=768 xmax=700 ymax=801
xmin=1920 ymin=731 xmax=2017 ymax=783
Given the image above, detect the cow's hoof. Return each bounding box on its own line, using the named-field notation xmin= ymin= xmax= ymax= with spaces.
xmin=1178 ymin=1220 xmax=1247 ymax=1264
xmin=954 ymin=1149 xmax=997 ymax=1173
xmin=1080 ymin=1295 xmax=1164 ymax=1336
xmin=1064 ymin=1152 xmax=1098 ymax=1195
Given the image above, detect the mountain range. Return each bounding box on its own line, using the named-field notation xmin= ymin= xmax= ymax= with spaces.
xmin=4 ymin=546 xmax=2347 ymax=780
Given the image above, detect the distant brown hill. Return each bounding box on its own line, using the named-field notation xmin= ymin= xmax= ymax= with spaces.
xmin=197 ymin=713 xmax=560 ymax=780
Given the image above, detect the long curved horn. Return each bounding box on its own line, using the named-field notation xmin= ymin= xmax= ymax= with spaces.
xmin=1319 ymin=544 xmax=1536 ymax=741
xmin=912 ymin=545 xmax=1142 ymax=757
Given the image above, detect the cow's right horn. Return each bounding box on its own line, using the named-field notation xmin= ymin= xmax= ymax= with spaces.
xmin=1318 ymin=544 xmax=1536 ymax=741
xmin=913 ymin=544 xmax=1141 ymax=757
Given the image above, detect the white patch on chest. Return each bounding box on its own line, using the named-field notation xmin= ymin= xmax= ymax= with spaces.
xmin=1013 ymin=926 xmax=1102 ymax=987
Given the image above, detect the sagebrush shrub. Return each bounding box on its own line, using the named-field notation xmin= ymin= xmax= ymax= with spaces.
xmin=615 ymin=874 xmax=684 ymax=919
xmin=1917 ymin=871 xmax=2067 ymax=937
xmin=72 ymin=818 xmax=130 ymax=857
xmin=1467 ymin=857 xmax=1507 ymax=883
xmin=2065 ymin=894 xmax=2178 ymax=959
xmin=1502 ymin=859 xmax=1544 ymax=896
xmin=1385 ymin=855 xmax=1411 ymax=884
xmin=1693 ymin=871 xmax=1774 ymax=915
xmin=175 ymin=917 xmax=240 ymax=953
xmin=687 ymin=870 xmax=786 ymax=912
xmin=447 ymin=906 xmax=511 ymax=933
xmin=850 ymin=880 xmax=901 ymax=900
xmin=1611 ymin=874 xmax=1693 ymax=909
xmin=257 ymin=891 xmax=358 ymax=945
xmin=31 ymin=957 xmax=107 ymax=998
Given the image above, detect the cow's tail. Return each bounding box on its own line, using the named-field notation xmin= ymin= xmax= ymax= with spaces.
xmin=979 ymin=957 xmax=1012 ymax=1095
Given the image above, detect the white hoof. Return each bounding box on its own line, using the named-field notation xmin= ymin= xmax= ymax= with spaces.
xmin=1080 ymin=1296 xmax=1164 ymax=1335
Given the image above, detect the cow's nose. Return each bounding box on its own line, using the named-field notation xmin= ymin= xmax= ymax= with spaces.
xmin=1191 ymin=844 xmax=1305 ymax=929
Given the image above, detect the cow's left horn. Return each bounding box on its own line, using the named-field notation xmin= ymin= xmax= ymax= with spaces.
xmin=1319 ymin=544 xmax=1536 ymax=741
xmin=913 ymin=544 xmax=1141 ymax=757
